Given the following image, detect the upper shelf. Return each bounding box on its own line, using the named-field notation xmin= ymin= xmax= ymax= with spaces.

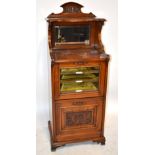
xmin=51 ymin=49 xmax=110 ymax=63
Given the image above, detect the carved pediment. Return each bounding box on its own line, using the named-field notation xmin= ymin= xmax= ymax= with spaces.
xmin=47 ymin=2 xmax=96 ymax=19
xmin=61 ymin=2 xmax=83 ymax=13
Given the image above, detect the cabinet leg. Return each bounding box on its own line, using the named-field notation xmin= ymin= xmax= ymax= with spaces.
xmin=101 ymin=140 xmax=105 ymax=145
xmin=93 ymin=137 xmax=106 ymax=145
xmin=48 ymin=121 xmax=56 ymax=151
xmin=51 ymin=144 xmax=65 ymax=151
xmin=48 ymin=121 xmax=67 ymax=151
xmin=51 ymin=146 xmax=56 ymax=152
xmin=93 ymin=140 xmax=100 ymax=144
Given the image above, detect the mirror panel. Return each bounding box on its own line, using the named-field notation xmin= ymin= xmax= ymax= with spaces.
xmin=54 ymin=25 xmax=90 ymax=45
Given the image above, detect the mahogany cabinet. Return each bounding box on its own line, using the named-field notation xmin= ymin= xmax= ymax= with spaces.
xmin=46 ymin=2 xmax=110 ymax=151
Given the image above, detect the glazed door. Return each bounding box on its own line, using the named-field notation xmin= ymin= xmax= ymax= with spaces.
xmin=53 ymin=62 xmax=106 ymax=100
xmin=55 ymin=97 xmax=104 ymax=142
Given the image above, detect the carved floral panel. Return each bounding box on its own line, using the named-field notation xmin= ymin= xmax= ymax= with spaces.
xmin=65 ymin=110 xmax=93 ymax=126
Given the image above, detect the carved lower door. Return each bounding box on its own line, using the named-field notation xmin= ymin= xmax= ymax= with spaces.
xmin=55 ymin=97 xmax=104 ymax=142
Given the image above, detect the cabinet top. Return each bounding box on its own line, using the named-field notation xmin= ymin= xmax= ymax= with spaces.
xmin=50 ymin=49 xmax=110 ymax=63
xmin=47 ymin=2 xmax=107 ymax=52
xmin=46 ymin=2 xmax=106 ymax=23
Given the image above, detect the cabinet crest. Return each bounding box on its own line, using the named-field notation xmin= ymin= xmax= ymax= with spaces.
xmin=61 ymin=2 xmax=83 ymax=13
xmin=47 ymin=2 xmax=96 ymax=19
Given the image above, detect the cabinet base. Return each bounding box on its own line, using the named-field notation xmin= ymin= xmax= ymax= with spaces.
xmin=48 ymin=121 xmax=106 ymax=151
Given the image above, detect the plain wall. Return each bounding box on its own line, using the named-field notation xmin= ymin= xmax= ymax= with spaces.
xmin=36 ymin=0 xmax=117 ymax=128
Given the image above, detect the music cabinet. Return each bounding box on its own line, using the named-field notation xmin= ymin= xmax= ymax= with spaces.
xmin=46 ymin=2 xmax=110 ymax=151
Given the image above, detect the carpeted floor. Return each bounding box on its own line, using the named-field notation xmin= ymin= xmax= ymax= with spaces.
xmin=36 ymin=98 xmax=117 ymax=155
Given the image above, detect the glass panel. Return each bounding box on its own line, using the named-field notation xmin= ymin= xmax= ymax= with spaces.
xmin=54 ymin=25 xmax=90 ymax=45
xmin=60 ymin=66 xmax=99 ymax=93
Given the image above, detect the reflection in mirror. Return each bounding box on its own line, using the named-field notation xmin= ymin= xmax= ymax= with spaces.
xmin=54 ymin=25 xmax=90 ymax=45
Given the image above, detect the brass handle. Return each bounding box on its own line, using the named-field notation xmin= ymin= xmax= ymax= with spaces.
xmin=75 ymin=80 xmax=83 ymax=83
xmin=72 ymin=101 xmax=84 ymax=105
xmin=75 ymin=71 xmax=83 ymax=74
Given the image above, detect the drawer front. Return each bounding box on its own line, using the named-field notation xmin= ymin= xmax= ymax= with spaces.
xmin=55 ymin=97 xmax=104 ymax=141
xmin=53 ymin=61 xmax=107 ymax=100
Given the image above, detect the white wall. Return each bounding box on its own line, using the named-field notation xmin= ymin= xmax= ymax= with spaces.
xmin=36 ymin=0 xmax=117 ymax=128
